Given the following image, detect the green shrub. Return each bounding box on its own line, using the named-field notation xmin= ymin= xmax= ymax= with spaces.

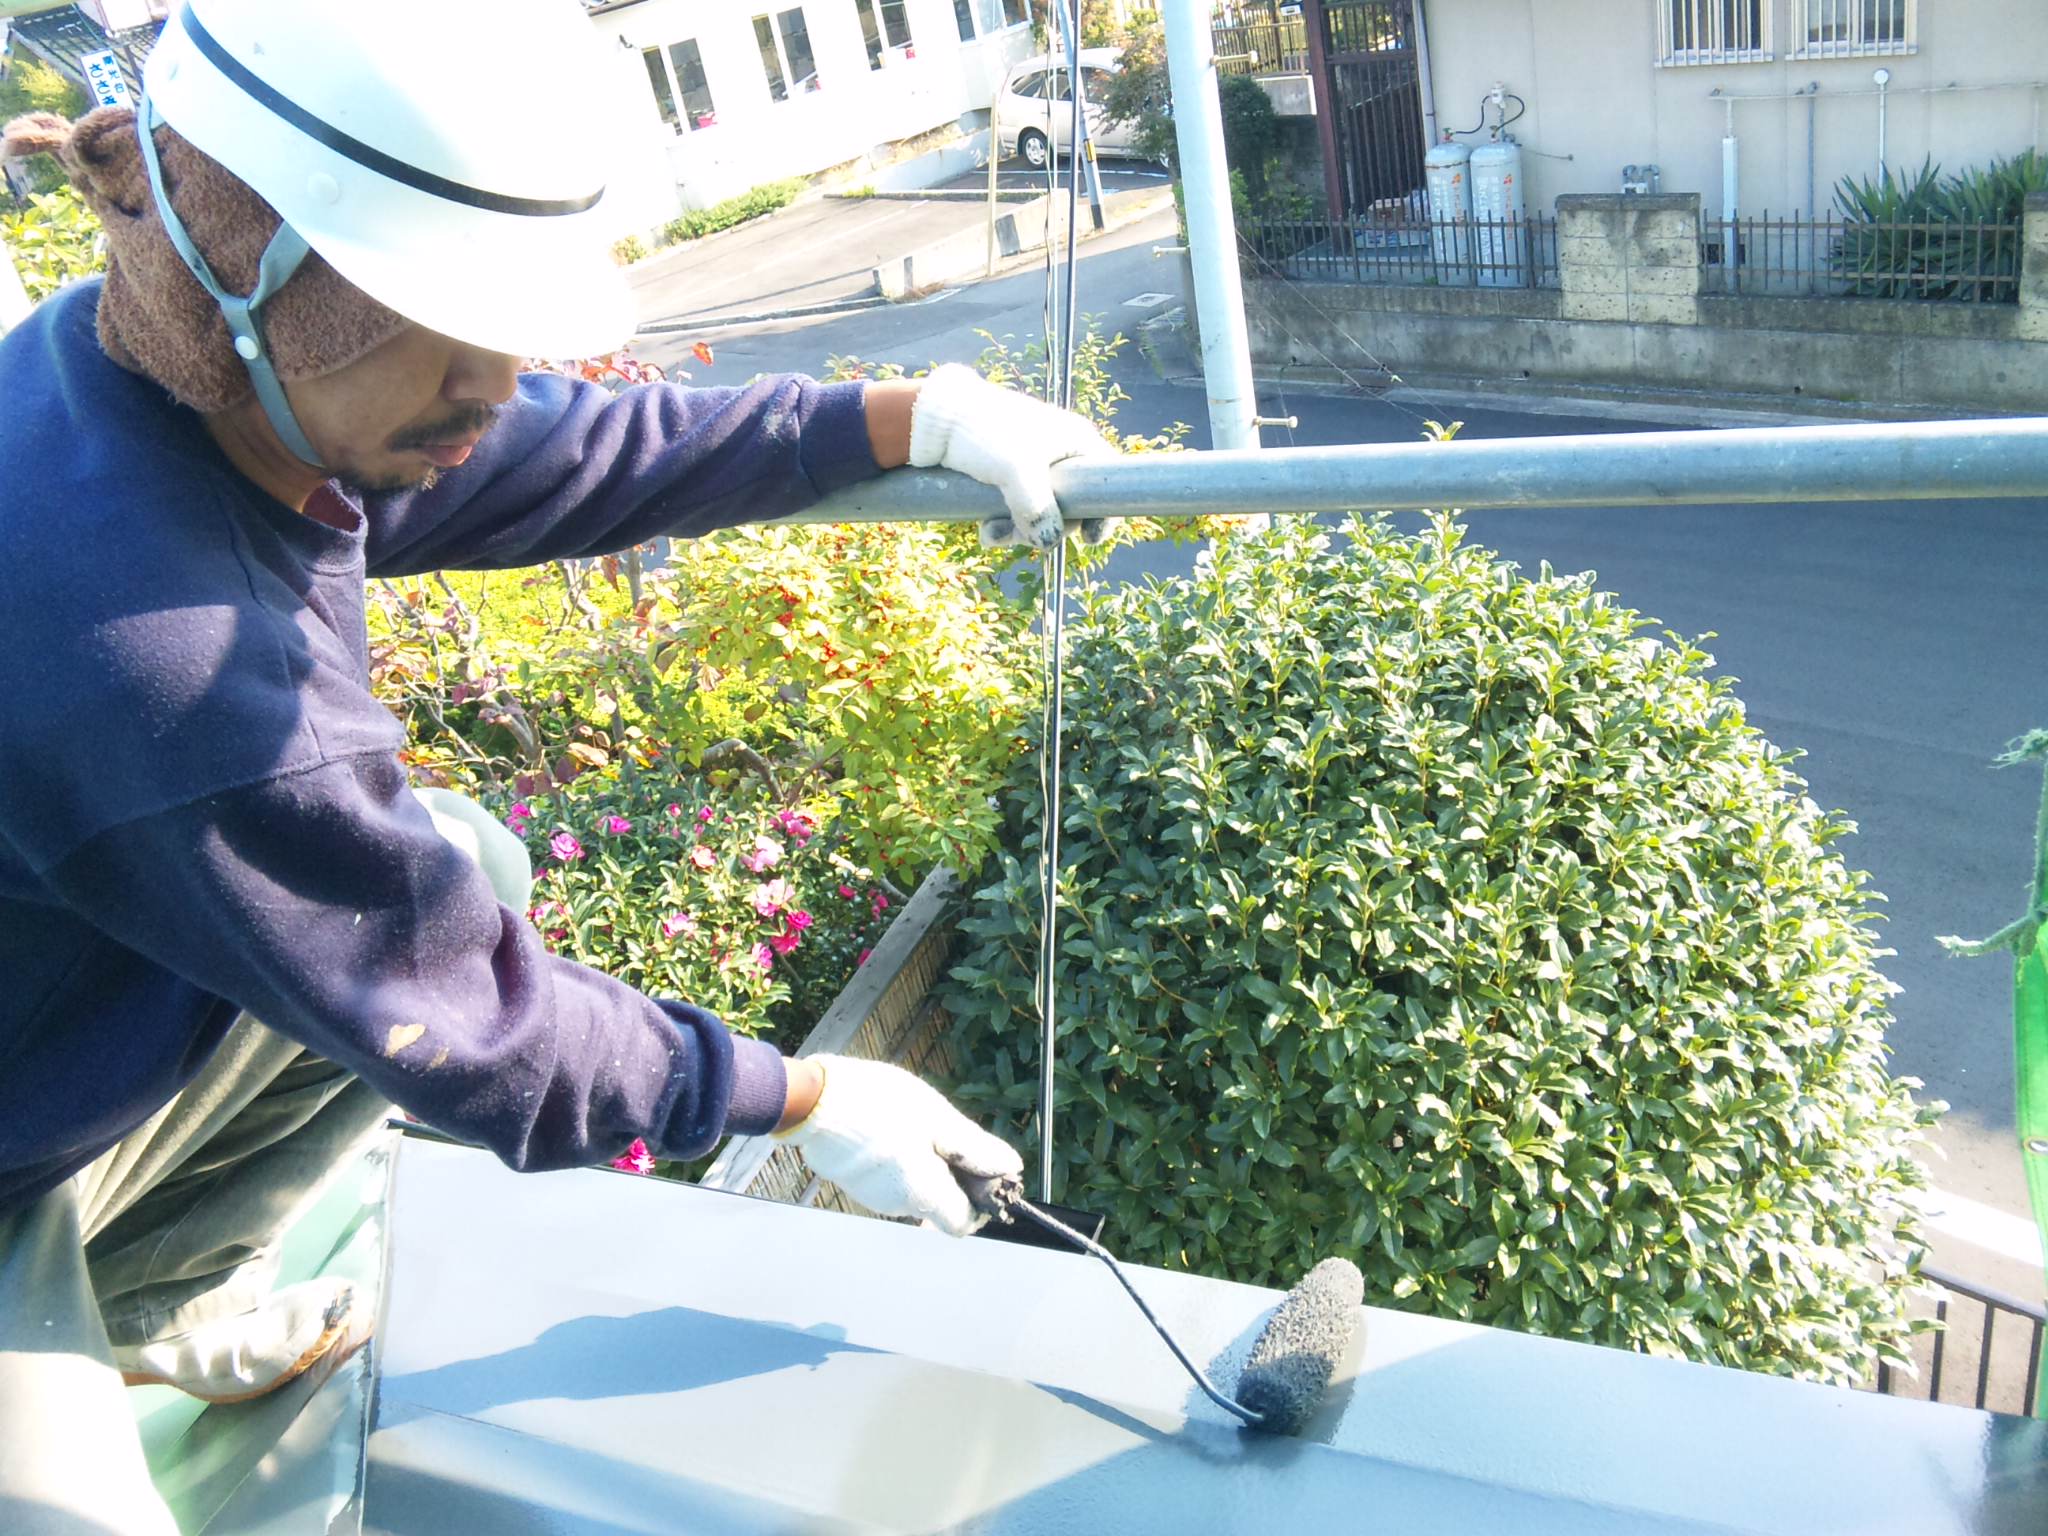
xmin=611 ymin=233 xmax=649 ymax=265
xmin=662 ymin=178 xmax=806 ymax=245
xmin=3 ymin=183 xmax=103 ymax=301
xmin=0 ymin=49 xmax=88 ymax=196
xmin=941 ymin=513 xmax=1938 ymax=1386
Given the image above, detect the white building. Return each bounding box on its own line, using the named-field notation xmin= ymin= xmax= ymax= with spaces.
xmin=583 ymin=0 xmax=1036 ymax=236
xmin=1416 ymin=0 xmax=2047 ymax=219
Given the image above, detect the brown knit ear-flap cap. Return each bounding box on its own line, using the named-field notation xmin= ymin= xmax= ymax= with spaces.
xmin=1 ymin=106 xmax=409 ymax=412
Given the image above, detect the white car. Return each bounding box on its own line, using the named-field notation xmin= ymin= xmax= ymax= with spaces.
xmin=994 ymin=49 xmax=1146 ymax=169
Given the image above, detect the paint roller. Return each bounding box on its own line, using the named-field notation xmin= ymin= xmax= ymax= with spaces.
xmin=959 ymin=1170 xmax=1364 ymax=1436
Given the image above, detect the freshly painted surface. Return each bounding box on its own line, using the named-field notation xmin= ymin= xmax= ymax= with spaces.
xmin=365 ymin=1139 xmax=2048 ymax=1534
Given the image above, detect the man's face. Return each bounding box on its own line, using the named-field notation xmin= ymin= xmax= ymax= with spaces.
xmin=284 ymin=323 xmax=522 ymax=496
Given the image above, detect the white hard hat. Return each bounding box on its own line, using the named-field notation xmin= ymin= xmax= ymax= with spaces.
xmin=143 ymin=0 xmax=633 ymax=363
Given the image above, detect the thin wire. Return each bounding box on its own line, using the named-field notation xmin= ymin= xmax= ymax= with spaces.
xmin=1036 ymin=552 xmax=1066 ymax=1201
xmin=1233 ymin=236 xmax=1437 ymax=426
xmin=1000 ymin=1191 xmax=1264 ymax=1427
xmin=1031 ymin=0 xmax=1089 ymax=1205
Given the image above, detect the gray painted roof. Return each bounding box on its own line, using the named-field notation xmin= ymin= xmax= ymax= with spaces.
xmin=363 ymin=1137 xmax=2048 ymax=1534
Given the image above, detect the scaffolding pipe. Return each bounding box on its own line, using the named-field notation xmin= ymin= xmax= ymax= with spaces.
xmin=782 ymin=417 xmax=2048 ymax=526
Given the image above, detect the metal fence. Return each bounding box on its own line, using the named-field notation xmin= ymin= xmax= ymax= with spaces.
xmin=1870 ymin=1266 xmax=2046 ymax=1418
xmin=1703 ymin=214 xmax=2026 ymax=302
xmin=1239 ymin=212 xmax=1561 ymax=289
xmin=1211 ymin=15 xmax=1311 ymax=75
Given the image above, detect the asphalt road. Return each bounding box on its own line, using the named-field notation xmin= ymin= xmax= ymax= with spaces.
xmin=637 ymin=210 xmax=2048 ymax=1308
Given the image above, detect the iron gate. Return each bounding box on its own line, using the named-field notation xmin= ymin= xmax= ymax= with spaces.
xmin=1316 ymin=0 xmax=1428 ymax=217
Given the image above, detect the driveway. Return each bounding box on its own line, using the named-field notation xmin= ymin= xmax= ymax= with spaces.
xmin=628 ymin=160 xmax=1174 ymax=331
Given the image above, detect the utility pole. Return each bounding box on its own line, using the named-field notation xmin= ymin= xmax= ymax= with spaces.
xmin=1162 ymin=1 xmax=1261 ymax=455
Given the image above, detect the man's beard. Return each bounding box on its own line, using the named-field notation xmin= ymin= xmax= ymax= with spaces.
xmin=336 ymin=464 xmax=441 ymax=497
xmin=337 ymin=402 xmax=502 ymax=497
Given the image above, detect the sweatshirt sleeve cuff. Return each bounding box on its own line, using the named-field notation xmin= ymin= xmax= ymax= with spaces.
xmin=723 ymin=1035 xmax=790 ymax=1136
xmin=797 ymin=379 xmax=880 ymax=497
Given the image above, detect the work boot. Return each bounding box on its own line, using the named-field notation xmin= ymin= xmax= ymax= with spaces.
xmin=112 ymin=1278 xmax=371 ymax=1404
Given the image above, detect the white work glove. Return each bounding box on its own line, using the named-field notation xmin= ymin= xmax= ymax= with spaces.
xmin=775 ymin=1054 xmax=1023 ymax=1236
xmin=909 ymin=363 xmax=1114 ymax=549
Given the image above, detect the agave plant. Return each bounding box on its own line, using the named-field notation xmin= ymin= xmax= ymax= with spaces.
xmin=1832 ymin=151 xmax=2043 ymax=302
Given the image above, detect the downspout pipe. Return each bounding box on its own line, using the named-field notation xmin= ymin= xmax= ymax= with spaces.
xmin=1721 ymin=96 xmax=1739 ymax=292
xmin=1874 ymin=67 xmax=1892 ymax=178
xmin=1411 ymin=0 xmax=1440 ymax=146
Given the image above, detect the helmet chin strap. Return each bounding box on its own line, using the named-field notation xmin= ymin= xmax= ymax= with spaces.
xmin=136 ymin=92 xmax=323 ymax=469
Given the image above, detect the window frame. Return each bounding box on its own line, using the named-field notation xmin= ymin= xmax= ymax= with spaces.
xmin=753 ymin=14 xmax=790 ymax=102
xmin=1789 ymin=0 xmax=1917 ymax=59
xmin=1655 ymin=0 xmax=1775 ymax=67
xmin=641 ymin=38 xmax=718 ymax=133
xmin=777 ymin=7 xmax=819 ymax=93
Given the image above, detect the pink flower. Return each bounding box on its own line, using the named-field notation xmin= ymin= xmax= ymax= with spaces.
xmin=741 ymin=838 xmax=783 ymax=874
xmin=611 ymin=1138 xmax=655 ymax=1175
xmin=785 ymin=909 xmax=813 ymax=932
xmin=857 ymin=948 xmax=873 ymax=966
xmin=505 ymin=801 xmax=533 ymax=834
xmin=870 ymin=889 xmax=890 ymax=918
xmin=661 ymin=911 xmax=698 ymax=941
xmin=689 ymin=845 xmax=717 ymax=871
xmin=666 ymin=803 xmax=683 ymax=819
xmin=774 ymin=809 xmax=817 ymax=845
xmin=769 ymin=928 xmax=802 ymax=956
xmin=602 ymin=815 xmax=633 ymax=836
xmin=752 ymin=942 xmax=776 ymax=972
xmin=838 ymin=884 xmax=856 ymax=900
xmin=697 ymin=806 xmax=715 ymax=824
xmin=752 ymin=877 xmax=794 ymax=918
xmin=550 ymin=832 xmax=584 ymax=862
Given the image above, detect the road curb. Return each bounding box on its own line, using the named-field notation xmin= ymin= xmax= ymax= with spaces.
xmin=637 ymin=291 xmax=893 ymax=336
xmin=873 ymin=184 xmax=1176 ymax=300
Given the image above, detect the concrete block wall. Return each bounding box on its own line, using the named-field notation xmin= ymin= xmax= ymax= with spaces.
xmin=2021 ymin=192 xmax=2048 ymax=343
xmin=1557 ymin=194 xmax=1701 ymax=328
xmin=1245 ymin=189 xmax=2048 ymax=415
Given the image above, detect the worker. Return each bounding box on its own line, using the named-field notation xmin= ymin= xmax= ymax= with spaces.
xmin=0 ymin=4 xmax=1100 ymax=1531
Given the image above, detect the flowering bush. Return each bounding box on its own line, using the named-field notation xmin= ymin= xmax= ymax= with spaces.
xmin=508 ymin=767 xmax=894 ymax=1046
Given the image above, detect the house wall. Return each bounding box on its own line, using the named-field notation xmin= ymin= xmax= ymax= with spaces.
xmin=585 ymin=0 xmax=1033 ymax=236
xmin=1420 ymin=0 xmax=2047 ymax=218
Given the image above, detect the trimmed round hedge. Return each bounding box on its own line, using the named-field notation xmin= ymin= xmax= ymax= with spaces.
xmin=941 ymin=515 xmax=1937 ymax=1384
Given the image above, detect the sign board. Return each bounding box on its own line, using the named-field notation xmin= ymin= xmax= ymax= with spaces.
xmin=80 ymin=47 xmax=130 ymax=109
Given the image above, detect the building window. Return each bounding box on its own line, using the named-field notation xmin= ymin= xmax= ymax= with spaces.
xmin=643 ymin=39 xmax=718 ymax=131
xmin=954 ymin=0 xmax=976 ymax=43
xmin=854 ymin=0 xmax=911 ymax=66
xmin=755 ymin=10 xmax=819 ymax=99
xmin=780 ymin=7 xmax=819 ymax=90
xmin=856 ymin=0 xmax=884 ymax=67
xmin=1791 ymin=0 xmax=1915 ymax=57
xmin=670 ymin=41 xmax=717 ymax=126
xmin=754 ymin=15 xmax=788 ymax=101
xmin=976 ymin=0 xmax=1027 ymax=32
xmin=1657 ymin=0 xmax=1773 ymax=65
xmin=641 ymin=46 xmax=680 ymax=128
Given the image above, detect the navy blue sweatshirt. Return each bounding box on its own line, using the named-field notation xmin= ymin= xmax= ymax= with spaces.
xmin=0 ymin=280 xmax=880 ymax=1216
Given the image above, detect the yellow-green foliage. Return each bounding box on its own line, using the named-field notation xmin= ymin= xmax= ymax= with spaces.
xmin=0 ymin=49 xmax=88 ymax=196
